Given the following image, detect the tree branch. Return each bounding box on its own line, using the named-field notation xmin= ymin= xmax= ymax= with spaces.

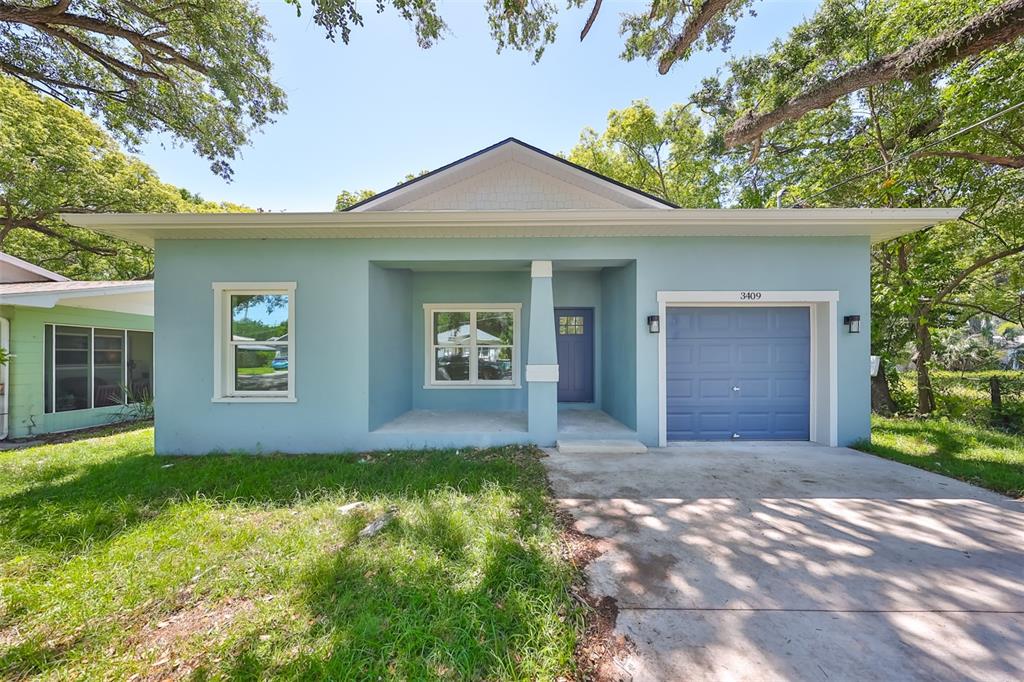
xmin=921 ymin=239 xmax=1024 ymax=319
xmin=0 ymin=1 xmax=210 ymax=75
xmin=909 ymin=150 xmax=1024 ymax=168
xmin=579 ymin=0 xmax=601 ymax=40
xmin=725 ymin=0 xmax=1024 ymax=147
xmin=658 ymin=0 xmax=732 ymax=74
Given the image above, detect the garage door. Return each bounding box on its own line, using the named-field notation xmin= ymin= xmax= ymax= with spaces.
xmin=666 ymin=307 xmax=810 ymax=441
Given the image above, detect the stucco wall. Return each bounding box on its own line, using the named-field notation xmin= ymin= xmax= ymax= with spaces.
xmin=368 ymin=265 xmax=411 ymax=430
xmin=600 ymin=263 xmax=638 ymax=429
xmin=153 ymin=236 xmax=870 ymax=454
xmin=0 ymin=304 xmax=153 ymax=438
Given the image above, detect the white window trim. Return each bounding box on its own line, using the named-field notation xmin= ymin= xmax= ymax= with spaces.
xmin=43 ymin=323 xmax=153 ymax=414
xmin=655 ymin=290 xmax=839 ymax=448
xmin=423 ymin=303 xmax=522 ymax=389
xmin=212 ymin=282 xmax=296 ymax=403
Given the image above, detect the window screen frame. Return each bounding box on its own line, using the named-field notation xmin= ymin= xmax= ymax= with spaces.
xmin=43 ymin=324 xmax=153 ymax=414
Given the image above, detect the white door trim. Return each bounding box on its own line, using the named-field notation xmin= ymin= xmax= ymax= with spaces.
xmin=656 ymin=290 xmax=839 ymax=448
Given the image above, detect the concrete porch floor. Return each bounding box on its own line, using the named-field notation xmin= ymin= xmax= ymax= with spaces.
xmin=557 ymin=408 xmax=634 ymax=436
xmin=373 ymin=409 xmax=527 ymax=433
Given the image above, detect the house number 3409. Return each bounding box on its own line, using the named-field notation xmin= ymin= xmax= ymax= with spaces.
xmin=740 ymin=291 xmax=762 ymax=300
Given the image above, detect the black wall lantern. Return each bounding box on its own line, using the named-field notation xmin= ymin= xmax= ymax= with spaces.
xmin=844 ymin=315 xmax=861 ymax=334
xmin=647 ymin=315 xmax=661 ymax=334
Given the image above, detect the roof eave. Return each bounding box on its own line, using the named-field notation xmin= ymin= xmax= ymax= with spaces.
xmin=62 ymin=208 xmax=965 ymax=249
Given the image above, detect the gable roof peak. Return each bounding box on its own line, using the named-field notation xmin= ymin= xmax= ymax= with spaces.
xmin=345 ymin=137 xmax=677 ymax=212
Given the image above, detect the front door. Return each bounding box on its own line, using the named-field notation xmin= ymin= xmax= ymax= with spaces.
xmin=555 ymin=307 xmax=594 ymax=403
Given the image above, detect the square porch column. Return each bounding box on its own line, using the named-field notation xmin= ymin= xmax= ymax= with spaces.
xmin=526 ymin=260 xmax=558 ymax=444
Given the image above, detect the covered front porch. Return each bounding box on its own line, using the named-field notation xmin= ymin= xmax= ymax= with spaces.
xmin=367 ymin=258 xmax=639 ymax=447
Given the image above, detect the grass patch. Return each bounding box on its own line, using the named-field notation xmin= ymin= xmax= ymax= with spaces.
xmin=0 ymin=426 xmax=581 ymax=680
xmin=895 ymin=371 xmax=1024 ymax=430
xmin=235 ymin=367 xmax=275 ymax=375
xmin=854 ymin=416 xmax=1024 ymax=498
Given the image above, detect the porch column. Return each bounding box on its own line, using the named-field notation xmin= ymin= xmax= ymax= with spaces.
xmin=526 ymin=260 xmax=558 ymax=444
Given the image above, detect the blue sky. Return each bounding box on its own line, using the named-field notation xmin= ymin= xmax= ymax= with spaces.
xmin=140 ymin=0 xmax=817 ymax=211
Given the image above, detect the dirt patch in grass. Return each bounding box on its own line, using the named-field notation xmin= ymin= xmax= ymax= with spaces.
xmin=129 ymin=597 xmax=255 ymax=681
xmin=556 ymin=508 xmax=634 ymax=682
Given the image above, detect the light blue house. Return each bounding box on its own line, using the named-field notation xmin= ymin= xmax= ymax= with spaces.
xmin=68 ymin=139 xmax=959 ymax=454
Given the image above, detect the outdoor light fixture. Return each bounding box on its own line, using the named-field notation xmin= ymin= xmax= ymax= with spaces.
xmin=647 ymin=315 xmax=661 ymax=334
xmin=844 ymin=315 xmax=861 ymax=334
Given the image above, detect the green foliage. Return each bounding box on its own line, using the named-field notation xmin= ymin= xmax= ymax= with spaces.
xmin=855 ymin=415 xmax=1024 ymax=497
xmin=0 ymin=346 xmax=9 ymax=367
xmin=0 ymin=76 xmax=250 ymax=280
xmin=898 ymin=370 xmax=1024 ymax=430
xmin=0 ymin=428 xmax=581 ymax=679
xmin=568 ymin=100 xmax=722 ymax=207
xmin=334 ymin=188 xmax=377 ymax=211
xmin=0 ymin=0 xmax=287 ymax=179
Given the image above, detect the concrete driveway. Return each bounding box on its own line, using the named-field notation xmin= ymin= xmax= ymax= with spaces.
xmin=545 ymin=444 xmax=1024 ymax=681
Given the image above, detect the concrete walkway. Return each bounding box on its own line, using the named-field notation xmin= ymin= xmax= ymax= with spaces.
xmin=544 ymin=444 xmax=1024 ymax=681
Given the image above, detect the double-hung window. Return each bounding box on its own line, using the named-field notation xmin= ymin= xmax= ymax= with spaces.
xmin=213 ymin=283 xmax=295 ymax=401
xmin=425 ymin=304 xmax=520 ymax=387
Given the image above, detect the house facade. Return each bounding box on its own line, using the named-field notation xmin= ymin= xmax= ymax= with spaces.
xmin=67 ymin=139 xmax=959 ymax=455
xmin=0 ymin=252 xmax=153 ymax=439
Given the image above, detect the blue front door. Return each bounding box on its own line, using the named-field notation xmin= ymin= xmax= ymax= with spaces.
xmin=555 ymin=307 xmax=594 ymax=403
xmin=666 ymin=307 xmax=810 ymax=441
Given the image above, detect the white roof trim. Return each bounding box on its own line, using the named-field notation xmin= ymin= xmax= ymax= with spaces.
xmin=0 ymin=251 xmax=69 ymax=282
xmin=62 ymin=208 xmax=965 ymax=248
xmin=0 ymin=281 xmax=153 ymax=309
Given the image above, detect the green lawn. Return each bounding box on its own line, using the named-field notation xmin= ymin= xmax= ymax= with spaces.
xmin=0 ymin=427 xmax=581 ymax=680
xmin=854 ymin=416 xmax=1024 ymax=498
xmin=236 ymin=367 xmax=276 ymax=375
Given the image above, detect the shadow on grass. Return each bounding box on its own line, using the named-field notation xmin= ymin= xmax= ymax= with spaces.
xmin=855 ymin=418 xmax=1024 ymax=497
xmin=202 ymin=529 xmax=574 ymax=680
xmin=0 ymin=437 xmax=573 ymax=679
xmin=0 ymin=433 xmax=539 ymax=557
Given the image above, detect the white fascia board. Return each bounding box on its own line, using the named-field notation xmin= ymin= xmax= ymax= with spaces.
xmin=0 ymin=252 xmax=69 ymax=282
xmin=1 ymin=283 xmax=153 ymax=309
xmin=62 ymin=208 xmax=965 ymax=248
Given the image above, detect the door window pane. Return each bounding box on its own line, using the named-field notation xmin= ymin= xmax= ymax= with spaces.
xmin=93 ymin=329 xmax=125 ymax=407
xmin=435 ymin=347 xmax=470 ymax=381
xmin=478 ymin=347 xmax=513 ymax=381
xmin=127 ymin=331 xmax=154 ymax=403
xmin=234 ymin=345 xmax=289 ymax=392
xmin=54 ymin=326 xmax=90 ymax=412
xmin=434 ymin=312 xmax=471 ymax=345
xmin=231 ymin=295 xmax=289 ymax=341
xmin=559 ymin=316 xmax=584 ymax=335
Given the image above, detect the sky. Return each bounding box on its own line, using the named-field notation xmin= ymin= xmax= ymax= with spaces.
xmin=139 ymin=0 xmax=818 ymax=212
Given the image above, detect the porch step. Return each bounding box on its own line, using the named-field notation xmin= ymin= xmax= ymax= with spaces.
xmin=556 ymin=439 xmax=648 ymax=455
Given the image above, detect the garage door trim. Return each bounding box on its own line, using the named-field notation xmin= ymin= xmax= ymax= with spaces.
xmin=656 ymin=291 xmax=838 ymax=448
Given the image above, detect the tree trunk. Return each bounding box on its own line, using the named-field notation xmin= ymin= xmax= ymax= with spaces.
xmin=990 ymin=376 xmax=1008 ymax=428
xmin=871 ymin=356 xmax=898 ymax=415
xmin=914 ymin=322 xmax=936 ymax=415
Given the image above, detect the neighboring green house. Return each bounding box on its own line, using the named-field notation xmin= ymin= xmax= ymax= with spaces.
xmin=0 ymin=252 xmax=153 ymax=440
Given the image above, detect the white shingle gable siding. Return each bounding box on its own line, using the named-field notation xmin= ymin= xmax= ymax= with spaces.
xmin=399 ymin=161 xmax=625 ymax=211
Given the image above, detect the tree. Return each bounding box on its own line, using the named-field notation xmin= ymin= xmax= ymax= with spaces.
xmin=335 ymin=189 xmax=377 ymax=211
xmin=0 ymin=0 xmax=288 ymax=178
xmin=684 ymin=0 xmax=1024 ymax=415
xmin=0 ymin=75 xmax=247 ymax=280
xmin=567 ymin=101 xmax=721 ymax=207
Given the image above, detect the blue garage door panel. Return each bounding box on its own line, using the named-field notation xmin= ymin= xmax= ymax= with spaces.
xmin=666 ymin=307 xmax=810 ymax=441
